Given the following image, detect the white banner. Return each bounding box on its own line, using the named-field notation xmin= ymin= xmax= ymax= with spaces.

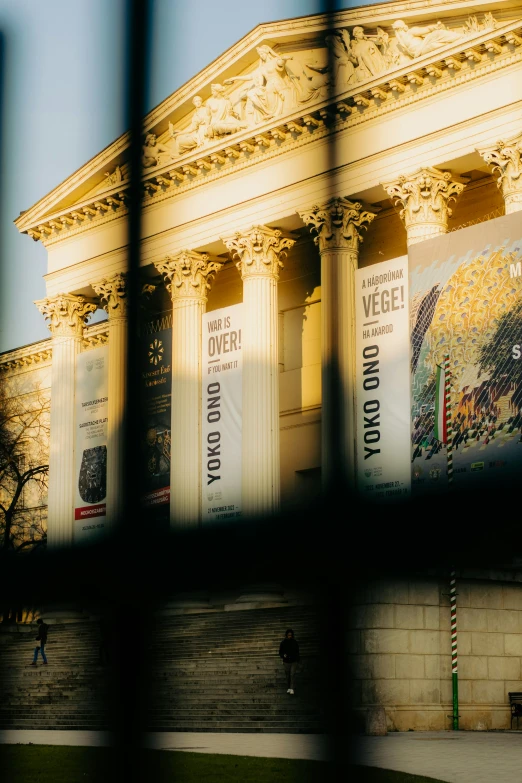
xmin=355 ymin=256 xmax=411 ymax=501
xmin=202 ymin=304 xmax=242 ymax=522
xmin=74 ymin=345 xmax=109 ymax=542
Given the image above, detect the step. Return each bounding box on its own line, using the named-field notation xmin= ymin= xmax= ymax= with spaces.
xmin=0 ymin=606 xmax=323 ymax=733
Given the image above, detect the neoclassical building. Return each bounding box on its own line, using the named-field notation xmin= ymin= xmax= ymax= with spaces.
xmin=2 ymin=0 xmax=522 ymax=733
xmin=7 ymin=0 xmax=522 ymax=545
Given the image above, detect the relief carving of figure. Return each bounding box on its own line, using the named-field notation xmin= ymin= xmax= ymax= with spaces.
xmin=372 ymin=27 xmax=411 ymax=68
xmin=104 ymin=165 xmax=123 ymax=187
xmin=329 ymin=30 xmax=357 ymax=85
xmin=298 ymin=29 xmax=356 ymax=102
xmin=170 ymin=95 xmax=210 ymax=155
xmin=224 ymin=45 xmax=298 ymax=124
xmin=141 ymin=133 xmax=174 ymax=169
xmin=350 ymin=26 xmax=388 ymax=80
xmin=206 ymin=84 xmax=248 ymax=138
xmin=391 ymin=19 xmax=463 ymax=59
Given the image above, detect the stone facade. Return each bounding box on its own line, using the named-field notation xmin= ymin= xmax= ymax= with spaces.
xmin=2 ymin=0 xmax=522 ymax=728
xmin=348 ymin=574 xmax=522 ymax=730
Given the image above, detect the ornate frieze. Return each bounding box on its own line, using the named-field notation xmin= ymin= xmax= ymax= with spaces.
xmin=143 ymin=12 xmax=499 ymax=169
xmin=35 ymin=294 xmax=97 ymax=338
xmin=222 ymin=226 xmax=295 ymax=280
xmin=154 ymin=250 xmax=224 ymax=300
xmin=18 ymin=14 xmax=522 ymax=245
xmin=382 ymin=166 xmax=465 ymax=244
xmin=92 ymin=272 xmax=128 ymax=318
xmin=298 ymin=197 xmax=375 ymax=253
xmin=478 ymin=132 xmax=522 ymax=214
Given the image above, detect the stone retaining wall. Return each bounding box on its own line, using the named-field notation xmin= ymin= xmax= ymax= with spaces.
xmin=348 ymin=575 xmax=522 ymax=731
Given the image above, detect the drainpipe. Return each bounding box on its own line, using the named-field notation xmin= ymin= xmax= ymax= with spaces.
xmin=450 ymin=569 xmax=459 ymax=730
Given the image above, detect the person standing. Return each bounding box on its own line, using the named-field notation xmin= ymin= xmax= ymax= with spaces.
xmin=279 ymin=628 xmax=300 ymax=695
xmin=31 ymin=618 xmax=49 ymax=666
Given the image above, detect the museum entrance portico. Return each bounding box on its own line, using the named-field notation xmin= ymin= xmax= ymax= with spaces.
xmin=2 ymin=0 xmax=522 ymax=741
xmin=11 ymin=0 xmax=522 ymax=546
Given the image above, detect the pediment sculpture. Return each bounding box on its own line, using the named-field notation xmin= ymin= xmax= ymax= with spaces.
xmin=138 ymin=11 xmax=499 ymax=171
xmin=142 ymin=133 xmax=176 ymax=169
xmin=103 ymin=165 xmax=123 ymax=187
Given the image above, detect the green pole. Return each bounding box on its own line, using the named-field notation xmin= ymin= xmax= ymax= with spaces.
xmin=450 ymin=569 xmax=459 ymax=730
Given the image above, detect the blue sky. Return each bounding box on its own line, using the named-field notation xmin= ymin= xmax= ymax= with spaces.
xmin=0 ymin=0 xmax=378 ymax=353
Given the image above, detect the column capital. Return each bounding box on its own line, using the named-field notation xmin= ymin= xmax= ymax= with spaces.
xmin=382 ymin=166 xmax=465 ymax=245
xmin=298 ymin=197 xmax=375 ymax=253
xmin=35 ymin=293 xmax=97 ymax=337
xmin=92 ymin=272 xmax=128 ymax=318
xmin=477 ymin=132 xmax=522 ymax=214
xmin=154 ymin=250 xmax=223 ymax=301
xmin=222 ymin=225 xmax=295 ymax=280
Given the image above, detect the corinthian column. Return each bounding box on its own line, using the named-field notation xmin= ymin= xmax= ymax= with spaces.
xmin=222 ymin=226 xmax=295 ymax=518
xmin=382 ymin=166 xmax=465 ymax=245
xmin=35 ymin=293 xmax=97 ymax=548
xmin=155 ymin=250 xmax=223 ymax=527
xmin=477 ymin=133 xmax=522 ymax=214
xmin=92 ymin=273 xmax=128 ymax=524
xmin=298 ymin=198 xmax=375 ymax=489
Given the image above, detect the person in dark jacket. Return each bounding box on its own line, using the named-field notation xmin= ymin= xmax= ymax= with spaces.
xmin=279 ymin=628 xmax=300 ymax=695
xmin=31 ymin=618 xmax=49 ymax=666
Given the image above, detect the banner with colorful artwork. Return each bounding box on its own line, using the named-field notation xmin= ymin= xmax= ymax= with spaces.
xmin=74 ymin=345 xmax=108 ymax=542
xmin=140 ymin=309 xmax=172 ymax=507
xmin=410 ymin=212 xmax=522 ymax=494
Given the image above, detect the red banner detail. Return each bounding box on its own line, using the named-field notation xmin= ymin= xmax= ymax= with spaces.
xmin=75 ymin=503 xmax=106 ymax=520
xmin=142 ymin=487 xmax=170 ymax=507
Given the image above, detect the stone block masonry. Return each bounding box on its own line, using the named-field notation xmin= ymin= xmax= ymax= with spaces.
xmin=348 ymin=575 xmax=522 ymax=731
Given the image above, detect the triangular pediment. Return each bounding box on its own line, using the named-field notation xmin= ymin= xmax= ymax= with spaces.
xmin=16 ymin=0 xmax=522 ymax=241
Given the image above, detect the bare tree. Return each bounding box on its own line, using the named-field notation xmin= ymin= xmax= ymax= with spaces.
xmin=0 ymin=380 xmax=50 ymax=554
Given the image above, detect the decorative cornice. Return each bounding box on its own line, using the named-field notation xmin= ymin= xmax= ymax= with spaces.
xmin=0 ymin=340 xmax=52 ymax=374
xmin=82 ymin=322 xmax=110 ymax=349
xmin=298 ymin=197 xmax=376 ymax=253
xmin=92 ymin=272 xmax=128 ymax=319
xmin=382 ymin=166 xmax=465 ymax=244
xmin=154 ymin=250 xmax=224 ymax=300
xmin=0 ymin=321 xmax=110 ymax=373
xmin=222 ymin=225 xmax=296 ymax=280
xmin=35 ymin=293 xmax=98 ymax=338
xmin=477 ymin=131 xmax=522 ymax=214
xmin=17 ymin=17 xmax=522 ymax=246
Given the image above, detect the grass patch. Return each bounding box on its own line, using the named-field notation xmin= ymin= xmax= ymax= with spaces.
xmin=0 ymin=746 xmax=447 ymax=783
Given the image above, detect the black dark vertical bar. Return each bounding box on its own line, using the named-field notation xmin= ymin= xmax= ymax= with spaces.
xmin=112 ymin=0 xmax=150 ymax=780
xmin=322 ymin=0 xmax=352 ymax=775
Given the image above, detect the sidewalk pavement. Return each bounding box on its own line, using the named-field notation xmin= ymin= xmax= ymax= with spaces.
xmin=354 ymin=730 xmax=522 ymax=783
xmin=1 ymin=728 xmax=521 ymax=780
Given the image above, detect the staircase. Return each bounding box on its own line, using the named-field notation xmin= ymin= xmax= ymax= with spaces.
xmin=0 ymin=622 xmax=109 ymax=730
xmin=0 ymin=605 xmax=324 ymax=733
xmin=146 ymin=605 xmax=324 ymax=733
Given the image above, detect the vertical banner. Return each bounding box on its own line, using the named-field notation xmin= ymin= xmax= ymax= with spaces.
xmin=410 ymin=213 xmax=522 ymax=495
xmin=74 ymin=345 xmax=108 ymax=542
xmin=202 ymin=303 xmax=242 ymax=522
xmin=140 ymin=310 xmax=172 ymax=507
xmin=355 ymin=256 xmax=411 ymax=501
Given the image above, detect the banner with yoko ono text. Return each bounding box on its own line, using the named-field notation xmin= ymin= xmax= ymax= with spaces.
xmin=409 ymin=212 xmax=522 ymax=496
xmin=74 ymin=345 xmax=108 ymax=542
xmin=202 ymin=304 xmax=242 ymax=523
xmin=355 ymin=256 xmax=411 ymax=501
